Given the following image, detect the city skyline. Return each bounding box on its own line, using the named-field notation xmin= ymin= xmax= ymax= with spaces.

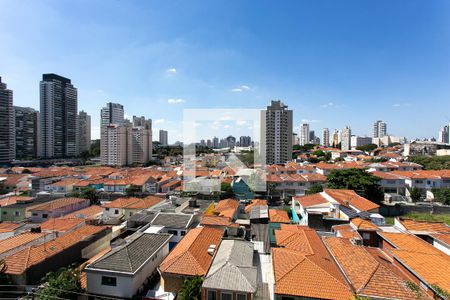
xmin=1 ymin=1 xmax=450 ymax=142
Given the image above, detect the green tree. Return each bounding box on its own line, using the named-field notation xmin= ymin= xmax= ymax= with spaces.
xmin=312 ymin=150 xmax=325 ymax=157
xmin=79 ymin=187 xmax=100 ymax=205
xmin=306 ymin=184 xmax=324 ymax=195
xmin=327 ymin=168 xmax=384 ymax=203
xmin=432 ymin=188 xmax=450 ymax=205
xmin=220 ymin=182 xmax=234 ymax=199
xmin=21 ymin=168 xmax=32 ymax=174
xmin=37 ymin=266 xmax=83 ymax=300
xmin=431 ymin=284 xmax=450 ymax=300
xmin=408 ymin=155 xmax=450 ymax=170
xmin=356 ymin=143 xmax=378 ymax=152
xmin=125 ymin=184 xmax=141 ymax=197
xmin=177 ymin=275 xmax=203 ymax=300
xmin=409 ymin=187 xmax=422 ymax=202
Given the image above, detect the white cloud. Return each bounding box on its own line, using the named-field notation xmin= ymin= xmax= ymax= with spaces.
xmin=167 ymin=98 xmax=185 ymax=104
xmin=392 ymin=103 xmax=411 ymax=108
xmin=301 ymin=119 xmax=321 ymax=123
xmin=166 ymin=68 xmax=177 ymax=75
xmin=231 ymin=85 xmax=251 ymax=92
xmin=320 ymin=102 xmax=342 ymax=108
xmin=124 ymin=114 xmax=131 ymax=120
xmin=236 ymin=120 xmax=249 ymax=126
xmin=154 ymin=118 xmax=165 ymax=124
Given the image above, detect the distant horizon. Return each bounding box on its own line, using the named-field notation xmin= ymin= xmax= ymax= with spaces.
xmin=2 ymin=0 xmax=449 ymax=142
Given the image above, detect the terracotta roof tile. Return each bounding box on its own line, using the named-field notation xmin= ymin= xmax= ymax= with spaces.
xmin=324 ymin=189 xmax=379 ymax=212
xmin=323 ymin=237 xmax=420 ymax=300
xmin=272 ymin=247 xmax=352 ymax=299
xmin=159 ymin=227 xmax=223 ymax=276
xmin=0 ymin=232 xmax=48 ymax=256
xmin=397 ymin=218 xmax=450 ymax=234
xmin=60 ymin=205 xmax=103 ymax=220
xmin=269 ymin=209 xmax=290 ymax=224
xmin=4 ymin=225 xmax=109 ymax=275
xmin=351 ymin=218 xmax=379 ymax=231
xmin=40 ymin=218 xmax=85 ymax=232
xmin=31 ymin=198 xmax=88 ymax=212
xmin=214 ymin=199 xmax=239 ymax=220
xmin=294 ymin=193 xmax=328 ymax=207
xmin=244 ymin=199 xmax=267 ymax=213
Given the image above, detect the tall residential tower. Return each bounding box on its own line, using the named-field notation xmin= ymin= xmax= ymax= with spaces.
xmin=261 ymin=100 xmax=292 ymax=165
xmin=40 ymin=74 xmax=78 ymax=158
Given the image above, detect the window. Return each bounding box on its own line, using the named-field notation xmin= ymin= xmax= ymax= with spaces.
xmin=362 ymin=233 xmax=371 ymax=240
xmin=14 ymin=211 xmax=20 ymax=216
xmin=2 ymin=211 xmax=6 ymax=215
xmin=101 ymin=276 xmax=117 ymax=286
xmin=237 ymin=294 xmax=247 ymax=300
xmin=42 ymin=214 xmax=48 ymax=219
xmin=115 ymin=209 xmax=119 ymax=214
xmin=32 ymin=213 xmax=38 ymax=216
xmin=181 ymin=231 xmax=186 ymax=236
xmin=206 ymin=290 xmax=217 ymax=300
xmin=168 ymin=230 xmax=178 ymax=236
xmin=105 ymin=208 xmax=109 ymax=211
xmin=221 ymin=292 xmax=232 ymax=300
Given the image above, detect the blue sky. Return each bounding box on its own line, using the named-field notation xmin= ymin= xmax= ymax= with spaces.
xmin=1 ymin=0 xmax=450 ymax=142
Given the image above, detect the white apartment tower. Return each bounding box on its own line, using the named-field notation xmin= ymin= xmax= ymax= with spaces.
xmin=322 ymin=128 xmax=330 ymax=147
xmin=341 ymin=126 xmax=352 ymax=151
xmin=40 ymin=74 xmax=78 ymax=158
xmin=299 ymin=123 xmax=310 ymax=146
xmin=78 ymin=110 xmax=91 ymax=153
xmin=373 ymin=120 xmax=387 ymax=138
xmin=261 ymin=100 xmax=293 ymax=165
xmin=100 ymin=124 xmax=131 ymax=166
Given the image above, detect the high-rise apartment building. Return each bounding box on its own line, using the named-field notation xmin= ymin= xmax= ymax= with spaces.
xmin=15 ymin=106 xmax=39 ymax=159
xmin=332 ymin=129 xmax=339 ymax=147
xmin=438 ymin=125 xmax=449 ymax=144
xmin=101 ymin=102 xmax=124 ymax=127
xmin=40 ymin=74 xmax=78 ymax=158
xmin=373 ymin=120 xmax=387 ymax=138
xmin=261 ymin=100 xmax=293 ymax=165
xmin=100 ymin=124 xmax=130 ymax=166
xmin=309 ymin=130 xmax=315 ymax=144
xmin=341 ymin=126 xmax=352 ymax=151
xmin=239 ymin=136 xmax=252 ymax=147
xmin=212 ymin=137 xmax=219 ymax=149
xmin=299 ymin=123 xmax=310 ymax=146
xmin=78 ymin=110 xmax=91 ymax=153
xmin=159 ymin=130 xmax=168 ymax=146
xmin=322 ymin=128 xmax=330 ymax=147
xmin=130 ymin=126 xmax=152 ymax=165
xmin=0 ymin=77 xmax=15 ymax=163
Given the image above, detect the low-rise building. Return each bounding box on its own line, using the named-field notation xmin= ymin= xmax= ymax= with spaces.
xmin=30 ymin=197 xmax=90 ymax=222
xmin=4 ymin=225 xmax=111 ymax=285
xmin=85 ymin=232 xmax=171 ymax=299
xmin=159 ymin=226 xmax=224 ymax=293
xmin=202 ymin=239 xmax=257 ymax=300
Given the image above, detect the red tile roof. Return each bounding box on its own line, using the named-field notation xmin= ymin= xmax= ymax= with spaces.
xmin=159 ymin=226 xmax=223 ymax=276
xmin=31 ymin=198 xmax=88 ymax=212
xmin=4 ymin=225 xmax=109 ymax=275
xmin=269 ymin=209 xmax=290 ymax=224
xmin=324 ymin=189 xmax=379 ymax=212
xmin=323 ymin=237 xmax=422 ymax=299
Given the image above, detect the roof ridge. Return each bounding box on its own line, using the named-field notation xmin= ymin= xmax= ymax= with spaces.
xmin=124 ymin=242 xmax=134 ymax=272
xmin=277 ymin=252 xmax=306 ymax=281
xmin=359 ymin=259 xmax=381 ymax=293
